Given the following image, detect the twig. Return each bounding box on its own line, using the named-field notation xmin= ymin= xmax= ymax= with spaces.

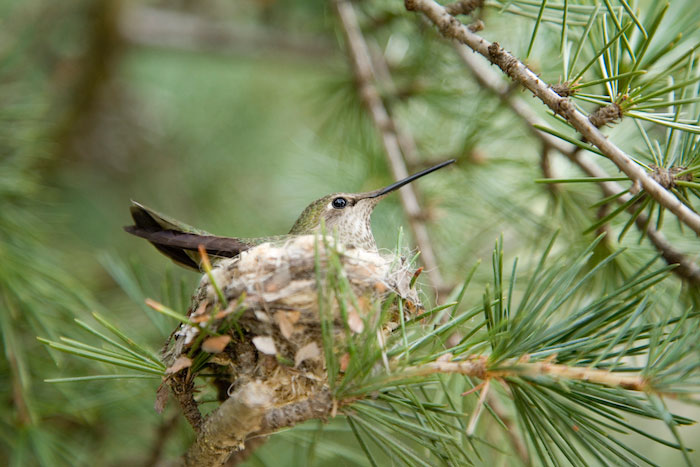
xmin=505 ymin=360 xmax=646 ymax=390
xmin=486 ymin=392 xmax=531 ymax=466
xmin=364 ymin=40 xmax=420 ymax=167
xmin=184 ymin=386 xmax=334 ymax=467
xmin=571 ymin=152 xmax=700 ymax=285
xmin=466 ymin=378 xmax=490 ymax=436
xmin=452 ymin=39 xmax=700 ymax=285
xmin=52 ymin=0 xmax=123 ymax=169
xmin=143 ymin=413 xmax=180 ymax=467
xmin=452 ymin=43 xmax=571 ymax=154
xmin=444 ymin=0 xmax=484 ymax=17
xmin=334 ymin=0 xmax=447 ymax=293
xmin=539 ymin=146 xmax=559 ymax=195
xmin=254 ymin=388 xmax=334 ymax=435
xmin=168 ymin=373 xmax=204 ymax=432
xmin=184 ymin=382 xmax=272 ymax=467
xmin=405 ymin=0 xmax=700 ymax=236
xmin=223 ymin=437 xmax=268 ymax=466
xmin=395 ymin=357 xmax=647 ymax=390
xmin=179 ymin=355 xmax=645 ymax=465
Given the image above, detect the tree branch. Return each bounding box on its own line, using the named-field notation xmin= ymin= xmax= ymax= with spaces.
xmin=255 ymin=388 xmax=334 ymax=435
xmin=392 ymin=357 xmax=647 ymax=391
xmin=223 ymin=437 xmax=268 ymax=467
xmin=169 ymin=373 xmax=204 ymax=432
xmin=570 ymin=152 xmax=700 ymax=285
xmin=184 ymin=385 xmax=334 ymax=467
xmin=184 ymin=382 xmax=272 ymax=467
xmin=334 ymin=0 xmax=448 ymax=293
xmin=451 ymin=41 xmax=700 ymax=286
xmin=186 ymin=357 xmax=646 ymax=466
xmin=405 ymin=0 xmax=700 ymax=236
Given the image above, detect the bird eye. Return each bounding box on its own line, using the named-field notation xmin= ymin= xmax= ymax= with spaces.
xmin=332 ymin=197 xmax=348 ymax=209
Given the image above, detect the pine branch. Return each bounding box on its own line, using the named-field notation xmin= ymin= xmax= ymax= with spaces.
xmin=362 ymin=39 xmax=420 ymax=168
xmin=334 ymin=0 xmax=448 ymax=293
xmin=404 ymin=0 xmax=700 ymax=236
xmin=451 ymin=38 xmax=700 ymax=286
xmin=184 ymin=382 xmax=272 ymax=467
xmin=570 ymin=152 xmax=700 ymax=285
xmin=387 ymin=357 xmax=646 ymax=391
xmin=43 ymin=233 xmax=696 ymax=465
xmin=168 ymin=372 xmax=205 ymax=432
xmin=183 ymin=384 xmax=334 ymax=466
xmin=223 ymin=438 xmax=268 ymax=466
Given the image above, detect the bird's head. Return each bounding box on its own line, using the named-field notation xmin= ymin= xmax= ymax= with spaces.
xmin=288 ymin=159 xmax=455 ymax=250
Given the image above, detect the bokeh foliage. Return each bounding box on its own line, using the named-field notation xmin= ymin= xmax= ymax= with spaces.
xmin=1 ymin=0 xmax=699 ymax=465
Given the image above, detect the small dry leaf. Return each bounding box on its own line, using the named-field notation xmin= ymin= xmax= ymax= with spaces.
xmin=405 ymin=300 xmax=417 ymax=316
xmin=154 ymin=382 xmax=169 ymax=414
xmin=252 ymin=336 xmax=277 ymax=355
xmin=202 ymin=335 xmax=232 ymax=353
xmin=286 ymin=310 xmax=301 ymax=324
xmin=294 ymin=342 xmax=321 ymax=367
xmin=339 ymin=352 xmax=351 ymax=372
xmin=347 ymin=310 xmax=364 ymax=333
xmin=275 ymin=312 xmax=295 ymax=339
xmin=410 ymin=267 xmax=423 ymax=288
xmin=191 ymin=300 xmax=209 ymax=317
xmin=212 ymin=309 xmax=232 ymax=320
xmin=166 ymin=356 xmax=192 ymax=374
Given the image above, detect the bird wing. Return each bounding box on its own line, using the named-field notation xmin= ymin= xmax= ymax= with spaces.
xmin=124 ymin=201 xmax=253 ymax=271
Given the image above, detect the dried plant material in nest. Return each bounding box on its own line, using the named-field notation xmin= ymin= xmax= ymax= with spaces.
xmin=163 ymin=235 xmax=422 ymax=407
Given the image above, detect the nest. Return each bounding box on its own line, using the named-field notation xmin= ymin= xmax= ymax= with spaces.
xmin=163 ymin=235 xmax=422 ymax=408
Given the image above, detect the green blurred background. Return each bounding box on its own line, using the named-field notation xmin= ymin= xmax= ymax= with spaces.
xmin=3 ymin=1 xmax=466 ymax=464
xmin=2 ymin=0 xmax=699 ymax=465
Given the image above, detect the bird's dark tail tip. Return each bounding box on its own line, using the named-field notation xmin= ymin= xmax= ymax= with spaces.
xmin=124 ymin=202 xmax=252 ymax=271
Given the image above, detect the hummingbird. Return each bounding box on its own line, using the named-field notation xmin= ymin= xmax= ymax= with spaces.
xmin=124 ymin=159 xmax=455 ymax=271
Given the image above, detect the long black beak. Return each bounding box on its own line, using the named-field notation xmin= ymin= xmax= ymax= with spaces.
xmin=368 ymin=159 xmax=456 ymax=199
